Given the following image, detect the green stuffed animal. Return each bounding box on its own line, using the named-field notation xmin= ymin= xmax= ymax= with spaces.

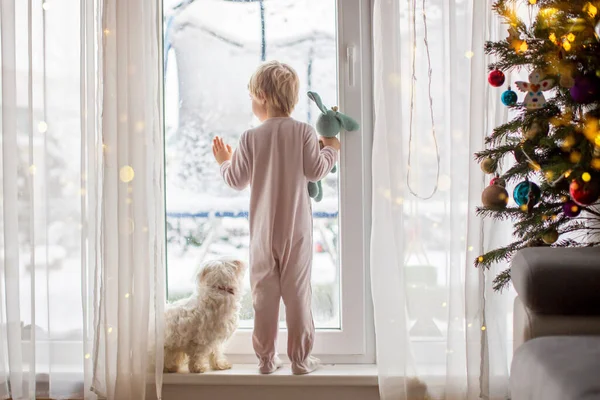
xmin=307 ymin=91 xmax=360 ymax=202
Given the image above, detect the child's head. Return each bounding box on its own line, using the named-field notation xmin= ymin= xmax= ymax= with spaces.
xmin=248 ymin=61 xmax=299 ymax=121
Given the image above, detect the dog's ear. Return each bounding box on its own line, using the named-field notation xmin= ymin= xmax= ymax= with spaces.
xmin=232 ymin=260 xmax=246 ymax=271
xmin=198 ymin=266 xmax=210 ymax=284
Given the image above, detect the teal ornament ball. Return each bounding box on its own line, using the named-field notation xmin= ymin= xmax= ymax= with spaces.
xmin=501 ymin=87 xmax=518 ymax=106
xmin=513 ymin=181 xmax=541 ymax=207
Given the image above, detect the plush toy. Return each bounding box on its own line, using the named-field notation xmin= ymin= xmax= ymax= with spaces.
xmin=306 ymin=91 xmax=359 ymax=202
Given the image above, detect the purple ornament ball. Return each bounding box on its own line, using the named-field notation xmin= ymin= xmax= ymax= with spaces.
xmin=570 ymin=75 xmax=600 ymax=104
xmin=562 ymin=200 xmax=581 ymax=218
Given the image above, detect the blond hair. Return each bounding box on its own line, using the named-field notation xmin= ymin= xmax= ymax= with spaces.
xmin=248 ymin=61 xmax=299 ymax=115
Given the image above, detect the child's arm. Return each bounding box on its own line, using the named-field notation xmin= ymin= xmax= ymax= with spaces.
xmin=303 ymin=127 xmax=339 ymax=182
xmin=214 ymin=134 xmax=251 ymax=190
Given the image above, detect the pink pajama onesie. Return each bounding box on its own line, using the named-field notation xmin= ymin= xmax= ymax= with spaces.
xmin=220 ymin=117 xmax=337 ymax=373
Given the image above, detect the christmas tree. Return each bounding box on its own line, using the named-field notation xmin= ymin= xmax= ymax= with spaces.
xmin=475 ymin=0 xmax=600 ymax=291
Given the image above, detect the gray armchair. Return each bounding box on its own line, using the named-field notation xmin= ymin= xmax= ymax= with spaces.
xmin=510 ymin=247 xmax=600 ymax=400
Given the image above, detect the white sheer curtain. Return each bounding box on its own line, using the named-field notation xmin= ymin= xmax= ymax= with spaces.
xmin=371 ymin=1 xmax=513 ymax=399
xmin=89 ymin=0 xmax=165 ymax=399
xmin=0 ymin=0 xmax=164 ymax=399
xmin=1 ymin=1 xmax=90 ymax=398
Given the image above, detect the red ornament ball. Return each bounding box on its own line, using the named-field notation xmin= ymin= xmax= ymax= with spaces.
xmin=488 ymin=70 xmax=506 ymax=87
xmin=490 ymin=177 xmax=506 ymax=187
xmin=569 ymin=178 xmax=600 ymax=206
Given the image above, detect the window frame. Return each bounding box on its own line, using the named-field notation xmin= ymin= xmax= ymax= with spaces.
xmin=163 ymin=0 xmax=375 ymax=364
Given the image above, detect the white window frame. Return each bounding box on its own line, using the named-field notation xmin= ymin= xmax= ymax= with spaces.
xmin=163 ymin=0 xmax=374 ymax=364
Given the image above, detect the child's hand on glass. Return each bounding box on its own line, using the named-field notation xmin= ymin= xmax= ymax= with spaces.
xmin=320 ymin=136 xmax=341 ymax=151
xmin=212 ymin=136 xmax=233 ymax=165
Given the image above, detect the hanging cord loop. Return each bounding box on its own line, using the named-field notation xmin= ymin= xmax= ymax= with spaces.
xmin=406 ymin=0 xmax=441 ymax=200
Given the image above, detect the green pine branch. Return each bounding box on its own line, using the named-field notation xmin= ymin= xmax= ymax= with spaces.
xmin=474 ymin=144 xmax=518 ymax=163
xmin=474 ymin=238 xmax=530 ymax=270
xmin=502 ymin=162 xmax=535 ymax=183
xmin=476 ymin=206 xmax=529 ymax=221
xmin=492 ymin=268 xmax=512 ymax=292
xmin=484 ymin=105 xmax=561 ymax=147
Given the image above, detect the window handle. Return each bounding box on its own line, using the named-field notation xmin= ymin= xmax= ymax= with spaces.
xmin=346 ymin=45 xmax=356 ymax=87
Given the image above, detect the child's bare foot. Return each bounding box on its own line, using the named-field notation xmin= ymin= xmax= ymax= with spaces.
xmin=291 ymin=356 xmax=320 ymax=375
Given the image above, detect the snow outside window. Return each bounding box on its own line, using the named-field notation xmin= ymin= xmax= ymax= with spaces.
xmin=163 ymin=0 xmax=373 ymax=360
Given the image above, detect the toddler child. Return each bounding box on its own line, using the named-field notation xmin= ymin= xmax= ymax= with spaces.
xmin=212 ymin=61 xmax=340 ymax=374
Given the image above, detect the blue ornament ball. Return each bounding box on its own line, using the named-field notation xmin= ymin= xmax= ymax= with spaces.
xmin=501 ymin=88 xmax=518 ymax=106
xmin=513 ymin=181 xmax=541 ymax=207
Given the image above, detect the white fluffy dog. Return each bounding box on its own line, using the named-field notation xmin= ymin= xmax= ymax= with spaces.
xmin=163 ymin=259 xmax=246 ymax=373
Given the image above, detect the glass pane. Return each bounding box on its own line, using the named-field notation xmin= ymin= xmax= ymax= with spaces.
xmin=163 ymin=0 xmax=339 ymax=329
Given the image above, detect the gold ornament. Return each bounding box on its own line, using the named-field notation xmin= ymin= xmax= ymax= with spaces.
xmin=507 ymin=27 xmax=527 ymax=53
xmin=560 ymin=74 xmax=575 ymax=88
xmin=507 ymin=26 xmax=520 ymax=43
xmin=480 ymin=158 xmax=496 ymax=174
xmin=559 ymin=64 xmax=576 ymax=88
xmin=542 ymin=229 xmax=559 ymax=245
xmin=481 ymin=183 xmax=509 ymax=209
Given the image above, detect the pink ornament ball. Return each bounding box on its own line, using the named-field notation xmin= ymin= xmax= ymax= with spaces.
xmin=490 ymin=177 xmax=506 ymax=187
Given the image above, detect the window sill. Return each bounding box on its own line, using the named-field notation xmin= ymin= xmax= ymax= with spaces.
xmin=162 ymin=364 xmax=378 ymax=387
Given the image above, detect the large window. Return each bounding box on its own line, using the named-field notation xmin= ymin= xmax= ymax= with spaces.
xmin=163 ymin=0 xmax=372 ymax=361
